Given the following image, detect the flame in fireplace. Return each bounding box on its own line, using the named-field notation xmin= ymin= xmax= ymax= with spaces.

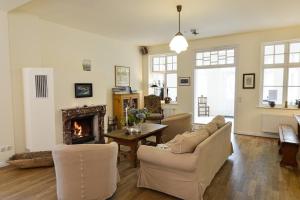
xmin=74 ymin=121 xmax=83 ymax=137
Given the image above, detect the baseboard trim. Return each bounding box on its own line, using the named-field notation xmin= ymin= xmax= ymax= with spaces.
xmin=235 ymin=131 xmax=279 ymax=139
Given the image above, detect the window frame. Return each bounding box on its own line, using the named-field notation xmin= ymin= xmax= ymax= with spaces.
xmin=260 ymin=40 xmax=300 ymax=107
xmin=195 ymin=46 xmax=236 ymax=69
xmin=149 ymin=54 xmax=178 ymax=102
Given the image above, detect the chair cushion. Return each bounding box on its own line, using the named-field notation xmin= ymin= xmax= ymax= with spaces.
xmin=167 ymin=131 xmax=209 ymax=154
xmin=212 ymin=115 xmax=226 ymax=128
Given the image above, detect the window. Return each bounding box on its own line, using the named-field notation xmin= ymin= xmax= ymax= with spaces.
xmin=196 ymin=48 xmax=234 ymax=67
xmin=149 ymin=55 xmax=177 ymax=102
xmin=261 ymin=41 xmax=300 ymax=106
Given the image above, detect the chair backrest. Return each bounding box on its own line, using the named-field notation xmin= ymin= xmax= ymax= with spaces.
xmin=52 ymin=143 xmax=118 ymax=200
xmin=144 ymin=95 xmax=162 ymax=113
xmin=161 ymin=113 xmax=192 ymax=143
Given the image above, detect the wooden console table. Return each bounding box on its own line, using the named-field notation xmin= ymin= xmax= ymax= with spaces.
xmin=104 ymin=123 xmax=167 ymax=167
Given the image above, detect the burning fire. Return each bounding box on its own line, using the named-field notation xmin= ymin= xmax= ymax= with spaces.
xmin=74 ymin=121 xmax=83 ymax=137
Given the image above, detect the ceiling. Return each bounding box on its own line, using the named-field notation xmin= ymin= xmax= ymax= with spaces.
xmin=13 ymin=0 xmax=300 ymax=45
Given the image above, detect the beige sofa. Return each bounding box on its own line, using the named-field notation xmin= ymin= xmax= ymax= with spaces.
xmin=137 ymin=122 xmax=233 ymax=200
xmin=161 ymin=113 xmax=192 ymax=143
xmin=52 ymin=142 xmax=119 ymax=200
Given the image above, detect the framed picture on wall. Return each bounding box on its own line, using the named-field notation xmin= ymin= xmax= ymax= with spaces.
xmin=178 ymin=77 xmax=191 ymax=86
xmin=115 ymin=66 xmax=130 ymax=87
xmin=75 ymin=83 xmax=93 ymax=98
xmin=243 ymin=73 xmax=255 ymax=89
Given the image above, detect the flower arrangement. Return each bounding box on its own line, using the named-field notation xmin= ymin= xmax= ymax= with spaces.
xmin=125 ymin=108 xmax=148 ymax=126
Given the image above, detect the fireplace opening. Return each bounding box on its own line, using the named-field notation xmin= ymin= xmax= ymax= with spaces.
xmin=71 ymin=116 xmax=95 ymax=144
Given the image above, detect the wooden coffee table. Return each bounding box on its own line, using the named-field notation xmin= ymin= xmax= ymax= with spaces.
xmin=104 ymin=123 xmax=167 ymax=167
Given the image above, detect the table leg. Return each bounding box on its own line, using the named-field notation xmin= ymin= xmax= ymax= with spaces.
xmin=129 ymin=141 xmax=138 ymax=167
xmin=156 ymin=131 xmax=162 ymax=145
xmin=298 ymin=124 xmax=300 ymax=139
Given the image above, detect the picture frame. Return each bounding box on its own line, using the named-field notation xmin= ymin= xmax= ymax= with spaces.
xmin=75 ymin=83 xmax=93 ymax=98
xmin=178 ymin=77 xmax=191 ymax=86
xmin=243 ymin=73 xmax=255 ymax=89
xmin=115 ymin=66 xmax=130 ymax=87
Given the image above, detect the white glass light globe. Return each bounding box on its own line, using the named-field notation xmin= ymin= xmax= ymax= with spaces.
xmin=169 ymin=33 xmax=188 ymax=54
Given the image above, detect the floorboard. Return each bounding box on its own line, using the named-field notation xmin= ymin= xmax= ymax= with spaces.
xmin=0 ymin=134 xmax=300 ymax=200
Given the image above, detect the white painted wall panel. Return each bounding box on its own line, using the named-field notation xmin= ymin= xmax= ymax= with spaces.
xmin=23 ymin=68 xmax=55 ymax=151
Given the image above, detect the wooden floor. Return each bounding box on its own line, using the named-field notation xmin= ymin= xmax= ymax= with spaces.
xmin=1 ymin=134 xmax=300 ymax=200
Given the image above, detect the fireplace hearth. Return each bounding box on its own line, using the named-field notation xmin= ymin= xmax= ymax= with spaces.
xmin=62 ymin=105 xmax=106 ymax=144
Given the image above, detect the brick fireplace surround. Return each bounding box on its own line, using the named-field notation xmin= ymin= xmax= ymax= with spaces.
xmin=61 ymin=105 xmax=106 ymax=144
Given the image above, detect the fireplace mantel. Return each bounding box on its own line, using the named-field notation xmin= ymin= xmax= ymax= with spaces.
xmin=62 ymin=105 xmax=106 ymax=144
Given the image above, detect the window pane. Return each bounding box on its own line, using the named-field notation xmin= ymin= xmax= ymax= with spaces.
xmin=153 ymin=65 xmax=159 ymax=71
xmin=288 ymin=87 xmax=300 ymax=105
xmin=196 ymin=60 xmax=203 ymax=66
xmin=196 ymin=53 xmax=203 ymax=59
xmin=263 ymin=68 xmax=284 ymax=86
xmin=153 ymin=57 xmax=159 ymax=64
xmin=173 ymin=63 xmax=177 ymax=70
xmin=167 ymin=63 xmax=172 ymax=71
xmin=264 ymin=55 xmax=274 ymax=64
xmin=264 ymin=45 xmax=274 ymax=55
xmin=288 ymin=68 xmax=300 ymax=86
xmin=173 ymin=56 xmax=177 ymax=63
xmin=274 ymin=54 xmax=284 ymax=64
xmin=167 ymin=56 xmax=172 ymax=63
xmin=159 ymin=65 xmax=165 ymax=71
xmin=160 ymin=57 xmax=165 ymax=64
xmin=263 ymin=87 xmax=283 ymax=104
xmin=275 ymin=44 xmax=284 ymax=54
xmin=152 ymin=73 xmax=164 ymax=87
xmin=166 ymin=74 xmax=177 ymax=87
xmin=167 ymin=88 xmax=177 ymax=102
xmin=290 ymin=43 xmax=300 ymax=53
xmin=289 ymin=53 xmax=300 ymax=63
xmin=227 ymin=57 xmax=234 ymax=64
xmin=227 ymin=49 xmax=234 ymax=57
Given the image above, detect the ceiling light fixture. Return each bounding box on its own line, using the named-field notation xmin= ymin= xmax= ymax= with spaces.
xmin=169 ymin=5 xmax=188 ymax=54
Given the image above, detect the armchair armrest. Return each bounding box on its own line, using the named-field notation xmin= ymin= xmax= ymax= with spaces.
xmin=137 ymin=145 xmax=198 ymax=172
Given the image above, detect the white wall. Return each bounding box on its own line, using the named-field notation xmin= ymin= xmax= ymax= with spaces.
xmin=0 ymin=10 xmax=15 ymax=162
xmin=143 ymin=26 xmax=300 ymax=135
xmin=9 ymin=11 xmax=142 ymax=153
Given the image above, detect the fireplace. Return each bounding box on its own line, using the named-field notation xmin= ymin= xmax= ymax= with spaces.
xmin=71 ymin=116 xmax=95 ymax=144
xmin=62 ymin=105 xmax=106 ymax=144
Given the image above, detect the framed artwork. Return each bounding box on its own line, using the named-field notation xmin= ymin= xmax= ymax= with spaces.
xmin=178 ymin=77 xmax=191 ymax=86
xmin=115 ymin=66 xmax=130 ymax=87
xmin=243 ymin=73 xmax=255 ymax=89
xmin=75 ymin=83 xmax=93 ymax=98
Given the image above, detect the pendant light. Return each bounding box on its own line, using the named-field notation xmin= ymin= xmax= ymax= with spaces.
xmin=169 ymin=5 xmax=188 ymax=54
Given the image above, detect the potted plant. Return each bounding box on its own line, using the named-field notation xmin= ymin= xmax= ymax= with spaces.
xmin=124 ymin=108 xmax=148 ymax=133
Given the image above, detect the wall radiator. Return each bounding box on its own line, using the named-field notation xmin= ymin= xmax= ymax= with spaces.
xmin=261 ymin=114 xmax=297 ymax=133
xmin=23 ymin=68 xmax=55 ymax=151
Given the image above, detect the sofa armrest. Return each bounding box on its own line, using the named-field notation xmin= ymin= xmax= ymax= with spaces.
xmin=137 ymin=145 xmax=198 ymax=172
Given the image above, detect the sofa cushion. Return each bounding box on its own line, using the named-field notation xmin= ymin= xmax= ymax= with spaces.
xmin=212 ymin=115 xmax=226 ymax=128
xmin=167 ymin=131 xmax=209 ymax=154
xmin=204 ymin=122 xmax=218 ymax=135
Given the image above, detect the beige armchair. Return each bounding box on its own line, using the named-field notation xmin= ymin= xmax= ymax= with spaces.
xmin=161 ymin=113 xmax=192 ymax=143
xmin=52 ymin=142 xmax=119 ymax=200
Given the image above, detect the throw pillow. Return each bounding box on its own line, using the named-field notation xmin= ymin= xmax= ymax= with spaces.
xmin=167 ymin=131 xmax=209 ymax=154
xmin=204 ymin=122 xmax=218 ymax=135
xmin=212 ymin=115 xmax=226 ymax=128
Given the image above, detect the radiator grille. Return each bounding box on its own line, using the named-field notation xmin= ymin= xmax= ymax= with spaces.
xmin=35 ymin=75 xmax=48 ymax=98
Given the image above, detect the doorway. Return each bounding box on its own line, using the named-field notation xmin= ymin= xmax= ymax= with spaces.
xmin=194 ymin=67 xmax=236 ymax=125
